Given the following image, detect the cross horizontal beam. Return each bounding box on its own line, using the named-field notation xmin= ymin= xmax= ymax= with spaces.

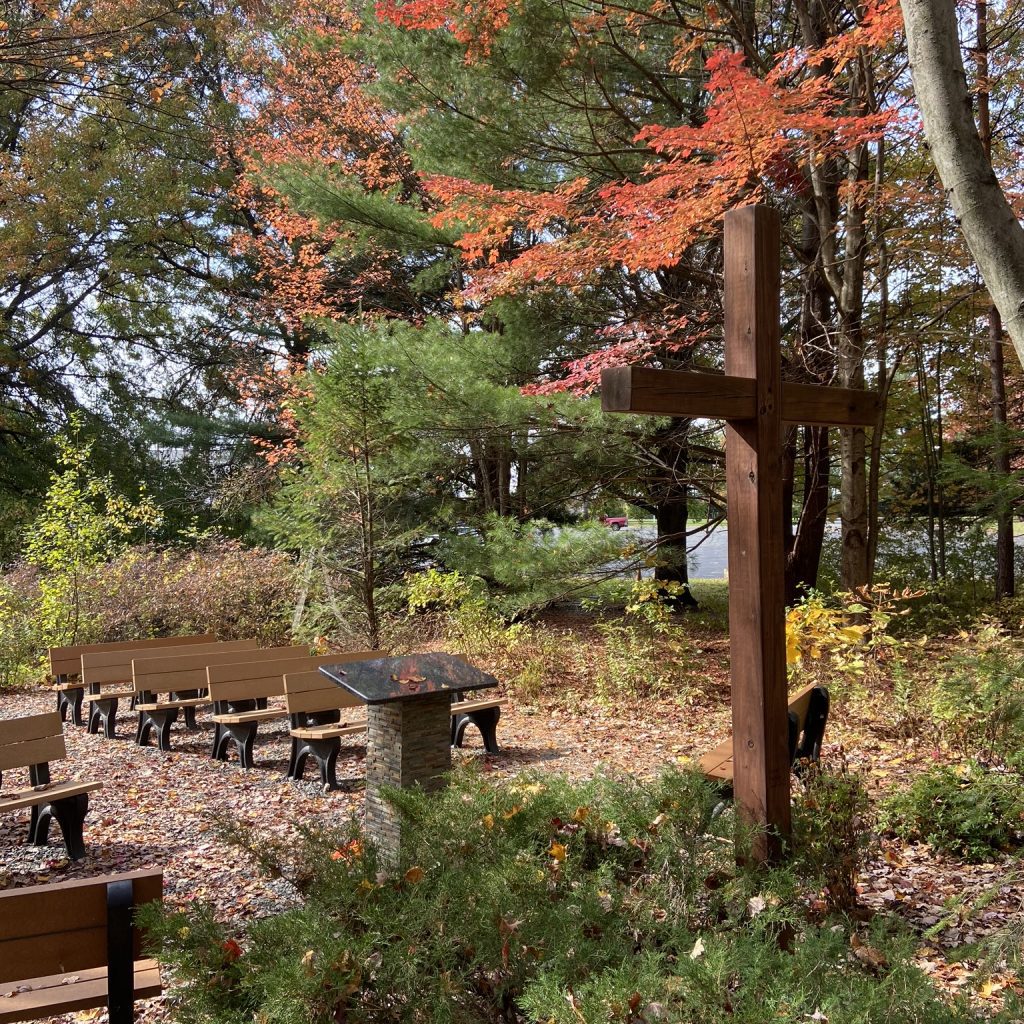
xmin=601 ymin=365 xmax=880 ymax=428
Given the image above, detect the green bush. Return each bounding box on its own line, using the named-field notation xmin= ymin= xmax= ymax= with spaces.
xmin=791 ymin=757 xmax=873 ymax=913
xmin=927 ymin=624 xmax=1024 ymax=764
xmin=146 ymin=767 xmax=995 ymax=1024
xmin=880 ymin=761 xmax=1024 ymax=861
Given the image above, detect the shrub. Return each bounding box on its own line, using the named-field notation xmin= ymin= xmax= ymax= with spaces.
xmin=594 ymin=580 xmax=697 ymax=701
xmin=879 ymin=761 xmax=1024 ymax=861
xmin=0 ymin=539 xmax=296 ymax=679
xmin=791 ymin=757 xmax=873 ymax=913
xmin=0 ymin=565 xmax=40 ymax=690
xmin=927 ymin=623 xmax=1024 ymax=764
xmin=146 ymin=767 xmax=995 ymax=1024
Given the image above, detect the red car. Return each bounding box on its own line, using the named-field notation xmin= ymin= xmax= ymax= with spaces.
xmin=600 ymin=515 xmax=628 ymax=530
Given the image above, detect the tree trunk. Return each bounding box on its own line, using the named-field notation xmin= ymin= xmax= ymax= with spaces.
xmin=786 ymin=426 xmax=830 ymax=604
xmin=901 ymin=0 xmax=1024 ymax=364
xmin=649 ymin=419 xmax=698 ymax=607
xmin=974 ymin=0 xmax=1014 ymax=597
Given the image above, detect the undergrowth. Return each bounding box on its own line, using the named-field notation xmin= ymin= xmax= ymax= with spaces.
xmin=145 ymin=765 xmax=1009 ymax=1024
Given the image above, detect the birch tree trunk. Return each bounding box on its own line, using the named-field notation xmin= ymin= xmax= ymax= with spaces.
xmin=901 ymin=0 xmax=1024 ymax=364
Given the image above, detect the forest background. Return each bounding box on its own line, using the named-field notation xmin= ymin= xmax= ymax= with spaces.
xmin=2 ymin=0 xmax=1024 ymax=655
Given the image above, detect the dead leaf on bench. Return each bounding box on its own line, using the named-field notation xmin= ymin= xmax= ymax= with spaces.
xmin=60 ymin=976 xmax=81 ymax=985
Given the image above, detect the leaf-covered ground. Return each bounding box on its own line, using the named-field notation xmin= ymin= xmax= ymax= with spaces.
xmin=1 ymin=619 xmax=1021 ymax=1021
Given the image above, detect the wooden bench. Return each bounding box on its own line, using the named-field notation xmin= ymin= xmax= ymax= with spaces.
xmin=0 ymin=868 xmax=162 ymax=1024
xmin=207 ymin=651 xmax=375 ymax=768
xmin=0 ymin=712 xmax=103 ymax=861
xmin=133 ymin=644 xmax=307 ymax=751
xmin=48 ymin=635 xmax=215 ymax=726
xmin=81 ymin=639 xmax=258 ymax=739
xmin=697 ymin=683 xmax=830 ymax=786
xmin=283 ymin=658 xmax=505 ymax=790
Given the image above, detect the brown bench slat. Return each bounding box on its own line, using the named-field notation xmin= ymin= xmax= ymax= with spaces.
xmin=0 ymin=712 xmax=63 ymax=747
xmin=134 ymin=697 xmax=210 ymax=712
xmin=697 ymin=682 xmax=822 ymax=784
xmin=83 ymin=639 xmax=259 ymax=687
xmin=133 ymin=643 xmax=306 ymax=693
xmin=0 ymin=734 xmax=67 ymax=775
xmin=289 ymin=720 xmax=369 ymax=741
xmin=82 ymin=689 xmax=134 ymax=703
xmin=212 ymin=707 xmax=284 ymax=726
xmin=0 ymin=959 xmax=161 ymax=1024
xmin=48 ymin=634 xmax=215 ymax=679
xmin=206 ymin=654 xmax=341 ymax=704
xmin=0 ymin=780 xmax=103 ymax=815
xmin=0 ymin=869 xmax=161 ymax=970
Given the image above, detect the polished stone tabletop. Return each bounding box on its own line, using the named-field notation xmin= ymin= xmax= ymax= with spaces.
xmin=318 ymin=652 xmax=498 ymax=704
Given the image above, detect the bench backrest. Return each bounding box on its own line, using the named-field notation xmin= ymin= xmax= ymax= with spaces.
xmin=788 ymin=683 xmax=829 ymax=763
xmin=207 ymin=654 xmax=343 ymax=704
xmin=0 ymin=712 xmax=67 ymax=773
xmin=283 ymin=651 xmax=382 ymax=715
xmin=0 ymin=869 xmax=162 ymax=983
xmin=81 ymin=640 xmax=255 ymax=689
xmin=133 ymin=644 xmax=308 ymax=695
xmin=49 ymin=634 xmax=215 ymax=680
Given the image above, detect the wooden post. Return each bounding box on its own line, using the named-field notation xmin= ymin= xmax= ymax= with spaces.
xmin=723 ymin=206 xmax=791 ymax=860
xmin=600 ymin=204 xmax=879 ymax=864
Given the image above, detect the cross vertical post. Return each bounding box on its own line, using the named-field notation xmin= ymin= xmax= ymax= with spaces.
xmin=600 ymin=203 xmax=879 ymax=865
xmin=723 ymin=206 xmax=790 ymax=860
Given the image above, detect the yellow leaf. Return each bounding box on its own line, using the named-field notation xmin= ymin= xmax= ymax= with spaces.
xmin=572 ymin=806 xmax=590 ymax=822
xmin=502 ymin=804 xmax=522 ymax=819
xmin=548 ymin=841 xmax=567 ymax=862
xmin=482 ymin=813 xmax=495 ymax=830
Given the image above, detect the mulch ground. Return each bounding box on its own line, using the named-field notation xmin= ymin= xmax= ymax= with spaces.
xmin=1 ymin=631 xmax=1022 ymax=1021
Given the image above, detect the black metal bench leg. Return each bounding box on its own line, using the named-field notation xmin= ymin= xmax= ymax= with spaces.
xmin=211 ymin=723 xmax=231 ymax=761
xmin=453 ymin=707 xmax=501 ymax=754
xmin=286 ymin=737 xmax=302 ymax=780
xmin=216 ymin=723 xmax=259 ymax=768
xmin=106 ymin=878 xmax=135 ymax=1024
xmin=290 ymin=738 xmax=340 ymax=789
xmin=236 ymin=724 xmax=257 ymax=769
xmin=70 ymin=687 xmax=85 ymax=726
xmin=89 ymin=698 xmax=119 ymax=739
xmin=29 ymin=803 xmax=51 ymax=846
xmin=313 ymin=739 xmax=340 ymax=791
xmin=51 ymin=793 xmax=89 ymax=861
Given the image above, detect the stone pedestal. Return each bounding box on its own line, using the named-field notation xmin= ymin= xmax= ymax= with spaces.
xmin=364 ymin=691 xmax=452 ymax=862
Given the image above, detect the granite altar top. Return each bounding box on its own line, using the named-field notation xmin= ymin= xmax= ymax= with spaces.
xmin=318 ymin=652 xmax=498 ymax=704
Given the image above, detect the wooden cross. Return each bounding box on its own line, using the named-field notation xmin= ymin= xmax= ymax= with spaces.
xmin=601 ymin=205 xmax=879 ymax=862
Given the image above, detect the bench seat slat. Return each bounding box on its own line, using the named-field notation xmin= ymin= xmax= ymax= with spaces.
xmin=454 ymin=698 xmax=502 ymax=714
xmin=0 ymin=959 xmax=161 ymax=1024
xmin=213 ymin=708 xmax=284 ymax=726
xmin=0 ymin=780 xmax=103 ymax=815
xmin=290 ymin=721 xmax=368 ymax=741
xmin=134 ymin=698 xmax=210 ymax=712
xmin=82 ymin=690 xmax=134 ymax=704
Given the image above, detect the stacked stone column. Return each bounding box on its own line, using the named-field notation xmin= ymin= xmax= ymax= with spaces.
xmin=364 ymin=692 xmax=452 ymax=863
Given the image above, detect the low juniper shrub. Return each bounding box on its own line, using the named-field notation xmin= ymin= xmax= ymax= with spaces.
xmin=143 ymin=766 xmax=1002 ymax=1024
xmin=879 ymin=761 xmax=1024 ymax=862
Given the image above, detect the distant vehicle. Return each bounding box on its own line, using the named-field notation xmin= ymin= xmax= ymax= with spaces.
xmin=599 ymin=515 xmax=628 ymax=530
